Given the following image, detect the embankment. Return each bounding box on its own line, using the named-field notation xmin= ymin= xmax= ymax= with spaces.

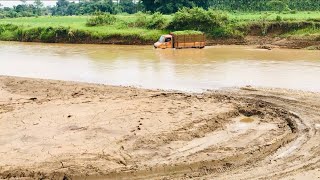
xmin=0 ymin=20 xmax=319 ymax=49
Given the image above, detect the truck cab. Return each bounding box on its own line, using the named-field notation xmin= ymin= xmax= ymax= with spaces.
xmin=154 ymin=35 xmax=173 ymax=49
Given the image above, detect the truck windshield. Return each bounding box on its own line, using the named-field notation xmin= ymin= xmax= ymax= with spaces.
xmin=158 ymin=36 xmax=165 ymax=43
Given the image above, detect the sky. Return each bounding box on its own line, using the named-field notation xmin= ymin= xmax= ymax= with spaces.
xmin=0 ymin=0 xmax=136 ymax=7
xmin=0 ymin=0 xmax=76 ymax=7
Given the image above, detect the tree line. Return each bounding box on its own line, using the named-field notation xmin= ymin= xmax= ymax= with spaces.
xmin=0 ymin=0 xmax=319 ymax=18
xmin=208 ymin=0 xmax=320 ymax=11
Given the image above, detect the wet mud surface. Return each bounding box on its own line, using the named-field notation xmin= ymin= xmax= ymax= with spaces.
xmin=0 ymin=76 xmax=319 ymax=180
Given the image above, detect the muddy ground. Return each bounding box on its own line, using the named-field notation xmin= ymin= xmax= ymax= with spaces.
xmin=0 ymin=76 xmax=319 ymax=180
xmin=207 ymin=36 xmax=320 ymax=50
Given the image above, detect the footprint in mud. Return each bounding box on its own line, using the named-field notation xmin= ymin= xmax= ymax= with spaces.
xmin=137 ymin=120 xmax=143 ymax=130
xmin=240 ymin=117 xmax=255 ymax=123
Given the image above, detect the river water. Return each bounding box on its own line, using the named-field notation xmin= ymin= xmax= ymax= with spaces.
xmin=0 ymin=41 xmax=320 ymax=92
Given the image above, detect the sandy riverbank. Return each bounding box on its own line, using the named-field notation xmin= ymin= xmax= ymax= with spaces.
xmin=208 ymin=36 xmax=320 ymax=50
xmin=0 ymin=76 xmax=319 ymax=180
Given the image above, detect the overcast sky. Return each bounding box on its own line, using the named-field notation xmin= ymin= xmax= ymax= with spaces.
xmin=0 ymin=1 xmax=76 ymax=7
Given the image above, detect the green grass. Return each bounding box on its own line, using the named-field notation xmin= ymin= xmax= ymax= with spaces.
xmin=227 ymin=11 xmax=320 ymax=22
xmin=0 ymin=11 xmax=319 ymax=43
xmin=227 ymin=11 xmax=320 ymax=38
xmin=0 ymin=15 xmax=169 ymax=42
xmin=172 ymin=30 xmax=204 ymax=35
xmin=0 ymin=16 xmax=88 ymax=26
xmin=1 ymin=11 xmax=319 ymax=25
xmin=283 ymin=27 xmax=320 ymax=40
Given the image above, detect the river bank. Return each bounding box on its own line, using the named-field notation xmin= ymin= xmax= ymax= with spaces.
xmin=207 ymin=36 xmax=320 ymax=50
xmin=0 ymin=29 xmax=319 ymax=50
xmin=0 ymin=76 xmax=319 ymax=180
xmin=0 ymin=12 xmax=320 ymax=49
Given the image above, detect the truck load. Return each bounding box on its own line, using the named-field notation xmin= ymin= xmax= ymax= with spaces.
xmin=154 ymin=31 xmax=205 ymax=49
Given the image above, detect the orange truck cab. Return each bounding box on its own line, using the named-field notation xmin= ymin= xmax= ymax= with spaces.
xmin=154 ymin=32 xmax=205 ymax=49
xmin=154 ymin=35 xmax=173 ymax=49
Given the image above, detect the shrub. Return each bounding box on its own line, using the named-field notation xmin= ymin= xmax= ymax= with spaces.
xmin=147 ymin=12 xmax=168 ymax=29
xmin=68 ymin=28 xmax=91 ymax=42
xmin=133 ymin=11 xmax=148 ymax=27
xmin=115 ymin=20 xmax=129 ymax=29
xmin=0 ymin=30 xmax=16 ymax=41
xmin=86 ymin=13 xmax=117 ymax=27
xmin=0 ymin=13 xmax=6 ymax=19
xmin=39 ymin=27 xmax=56 ymax=42
xmin=267 ymin=0 xmax=290 ymax=12
xmin=290 ymin=10 xmax=297 ymax=14
xmin=169 ymin=7 xmax=229 ymax=33
xmin=211 ymin=26 xmax=243 ymax=38
xmin=276 ymin=15 xmax=282 ymax=22
xmin=0 ymin=25 xmax=5 ymax=34
xmin=131 ymin=12 xmax=168 ymax=29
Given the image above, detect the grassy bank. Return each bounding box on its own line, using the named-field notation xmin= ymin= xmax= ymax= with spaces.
xmin=0 ymin=11 xmax=319 ymax=46
xmin=0 ymin=15 xmax=169 ymax=44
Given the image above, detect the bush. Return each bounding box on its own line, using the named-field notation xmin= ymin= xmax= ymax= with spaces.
xmin=146 ymin=12 xmax=168 ymax=29
xmin=276 ymin=15 xmax=282 ymax=22
xmin=39 ymin=27 xmax=56 ymax=42
xmin=169 ymin=7 xmax=229 ymax=33
xmin=0 ymin=13 xmax=6 ymax=19
xmin=131 ymin=12 xmax=168 ymax=29
xmin=267 ymin=0 xmax=290 ymax=12
xmin=290 ymin=10 xmax=297 ymax=14
xmin=133 ymin=11 xmax=148 ymax=27
xmin=86 ymin=13 xmax=117 ymax=27
xmin=0 ymin=30 xmax=16 ymax=41
xmin=211 ymin=26 xmax=243 ymax=38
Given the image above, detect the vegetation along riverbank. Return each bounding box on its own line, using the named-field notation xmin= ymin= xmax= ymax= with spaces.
xmin=0 ymin=0 xmax=319 ymax=49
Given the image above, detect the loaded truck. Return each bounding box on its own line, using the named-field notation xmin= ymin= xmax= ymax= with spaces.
xmin=154 ymin=31 xmax=205 ymax=49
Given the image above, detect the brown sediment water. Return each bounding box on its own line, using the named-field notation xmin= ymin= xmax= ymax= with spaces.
xmin=240 ymin=117 xmax=255 ymax=123
xmin=0 ymin=41 xmax=320 ymax=92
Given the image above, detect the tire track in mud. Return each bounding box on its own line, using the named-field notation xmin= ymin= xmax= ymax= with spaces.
xmin=77 ymin=92 xmax=304 ymax=180
xmin=1 ymin=78 xmax=319 ymax=180
xmin=206 ymin=90 xmax=320 ymax=180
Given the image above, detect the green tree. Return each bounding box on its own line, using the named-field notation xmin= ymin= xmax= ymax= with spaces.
xmin=119 ymin=0 xmax=136 ymax=13
xmin=34 ymin=0 xmax=43 ymax=15
xmin=267 ymin=0 xmax=290 ymax=12
xmin=20 ymin=0 xmax=27 ymax=4
xmin=142 ymin=0 xmax=209 ymax=14
xmin=53 ymin=0 xmax=70 ymax=15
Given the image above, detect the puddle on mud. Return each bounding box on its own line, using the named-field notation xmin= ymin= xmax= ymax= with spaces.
xmin=240 ymin=117 xmax=255 ymax=123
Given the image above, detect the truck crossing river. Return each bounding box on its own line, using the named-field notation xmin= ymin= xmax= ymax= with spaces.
xmin=154 ymin=31 xmax=205 ymax=49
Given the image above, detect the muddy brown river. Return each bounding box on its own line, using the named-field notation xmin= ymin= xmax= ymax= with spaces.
xmin=1 ymin=41 xmax=320 ymax=180
xmin=0 ymin=41 xmax=320 ymax=92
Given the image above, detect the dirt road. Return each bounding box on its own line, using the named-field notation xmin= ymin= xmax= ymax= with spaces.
xmin=0 ymin=76 xmax=319 ymax=180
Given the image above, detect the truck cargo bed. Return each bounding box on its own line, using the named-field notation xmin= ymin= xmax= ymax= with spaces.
xmin=173 ymin=34 xmax=205 ymax=49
